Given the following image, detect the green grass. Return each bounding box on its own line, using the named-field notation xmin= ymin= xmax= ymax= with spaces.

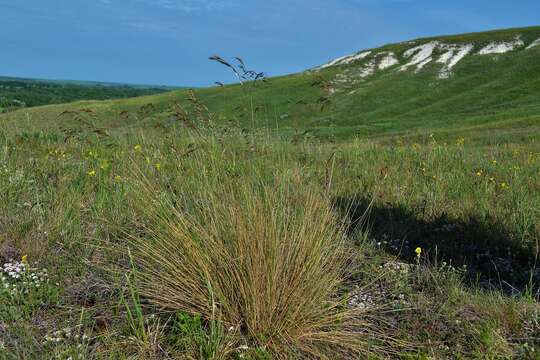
xmin=0 ymin=123 xmax=538 ymax=358
xmin=0 ymin=25 xmax=540 ymax=359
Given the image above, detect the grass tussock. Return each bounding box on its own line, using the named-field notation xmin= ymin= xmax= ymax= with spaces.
xmin=125 ymin=157 xmax=383 ymax=358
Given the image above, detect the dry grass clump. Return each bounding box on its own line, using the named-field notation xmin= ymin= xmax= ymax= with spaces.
xmin=124 ymin=153 xmax=384 ymax=358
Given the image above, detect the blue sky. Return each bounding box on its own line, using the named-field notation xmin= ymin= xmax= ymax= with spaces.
xmin=1 ymin=0 xmax=539 ymax=86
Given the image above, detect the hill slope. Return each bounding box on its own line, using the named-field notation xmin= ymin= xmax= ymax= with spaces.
xmin=2 ymin=26 xmax=540 ymax=143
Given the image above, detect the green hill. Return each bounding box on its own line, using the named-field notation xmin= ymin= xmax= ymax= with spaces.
xmin=2 ymin=26 xmax=540 ymax=144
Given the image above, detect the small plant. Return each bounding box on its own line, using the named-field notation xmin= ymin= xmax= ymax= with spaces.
xmin=0 ymin=256 xmax=56 ymax=320
xmin=170 ymin=310 xmax=233 ymax=359
xmin=119 ymin=250 xmax=168 ymax=358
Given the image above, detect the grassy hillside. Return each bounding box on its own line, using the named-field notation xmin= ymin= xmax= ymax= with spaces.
xmin=2 ymin=26 xmax=540 ymax=144
xmin=0 ymin=26 xmax=539 ymax=359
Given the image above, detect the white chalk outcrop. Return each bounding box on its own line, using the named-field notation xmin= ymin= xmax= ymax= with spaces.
xmin=400 ymin=42 xmax=438 ymax=72
xmin=340 ymin=51 xmax=372 ymax=65
xmin=436 ymin=44 xmax=474 ymax=79
xmin=478 ymin=37 xmax=524 ymax=55
xmin=527 ymin=38 xmax=540 ymax=49
xmin=357 ymin=52 xmax=399 ymax=77
xmin=318 ymin=51 xmax=372 ymax=69
xmin=378 ymin=52 xmax=399 ymax=70
xmin=317 ymin=33 xmax=536 ymax=82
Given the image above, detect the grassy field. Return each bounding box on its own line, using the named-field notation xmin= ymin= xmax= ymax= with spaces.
xmin=1 ymin=26 xmax=540 ymax=359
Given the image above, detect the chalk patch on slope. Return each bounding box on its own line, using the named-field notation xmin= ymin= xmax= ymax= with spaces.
xmin=437 ymin=44 xmax=474 ymax=79
xmin=378 ymin=52 xmax=399 ymax=70
xmin=437 ymin=49 xmax=455 ymax=65
xmin=359 ymin=61 xmax=376 ymax=78
xmin=358 ymin=52 xmax=398 ymax=78
xmin=527 ymin=38 xmax=540 ymax=49
xmin=341 ymin=51 xmax=372 ymax=65
xmin=318 ymin=55 xmax=353 ymax=69
xmin=478 ymin=37 xmax=524 ymax=55
xmin=317 ymin=51 xmax=372 ymax=69
xmin=400 ymin=42 xmax=438 ymax=72
xmin=416 ymin=57 xmax=433 ymax=71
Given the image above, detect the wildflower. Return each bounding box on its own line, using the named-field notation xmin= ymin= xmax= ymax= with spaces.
xmin=155 ymin=163 xmax=161 ymax=170
xmin=87 ymin=170 xmax=96 ymax=177
xmin=491 ymin=159 xmax=497 ymax=165
xmin=415 ymin=247 xmax=422 ymax=257
xmin=134 ymin=144 xmax=142 ymax=152
xmin=456 ymin=138 xmax=465 ymax=145
xmin=500 ymin=182 xmax=509 ymax=189
xmin=114 ymin=175 xmax=122 ymax=181
xmin=476 ymin=169 xmax=483 ymax=177
xmin=21 ymin=255 xmax=28 ymax=264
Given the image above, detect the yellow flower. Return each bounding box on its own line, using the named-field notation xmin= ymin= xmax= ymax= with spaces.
xmin=491 ymin=159 xmax=497 ymax=165
xmin=21 ymin=254 xmax=28 ymax=263
xmin=114 ymin=175 xmax=122 ymax=181
xmin=134 ymin=144 xmax=142 ymax=152
xmin=87 ymin=170 xmax=96 ymax=177
xmin=500 ymin=182 xmax=509 ymax=189
xmin=415 ymin=247 xmax=422 ymax=256
xmin=456 ymin=138 xmax=465 ymax=145
xmin=155 ymin=163 xmax=161 ymax=170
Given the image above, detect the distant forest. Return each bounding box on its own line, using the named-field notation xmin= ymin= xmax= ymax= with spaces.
xmin=0 ymin=79 xmax=171 ymax=112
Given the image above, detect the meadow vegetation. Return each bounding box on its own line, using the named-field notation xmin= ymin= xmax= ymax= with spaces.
xmin=1 ymin=113 xmax=539 ymax=358
xmin=1 ymin=28 xmax=540 ymax=359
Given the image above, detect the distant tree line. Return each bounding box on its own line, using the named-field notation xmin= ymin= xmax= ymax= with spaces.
xmin=0 ymin=80 xmax=170 ymax=112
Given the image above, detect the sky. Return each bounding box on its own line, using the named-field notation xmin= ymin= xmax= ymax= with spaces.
xmin=1 ymin=0 xmax=539 ymax=87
